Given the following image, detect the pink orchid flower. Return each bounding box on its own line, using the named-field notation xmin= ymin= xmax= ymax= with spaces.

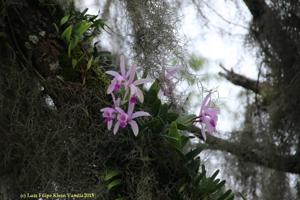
xmin=196 ymin=93 xmax=219 ymax=140
xmin=100 ymin=107 xmax=116 ymax=130
xmin=100 ymin=94 xmax=120 ymax=130
xmin=106 ymin=55 xmax=128 ymax=94
xmin=113 ymin=102 xmax=150 ymax=136
xmin=106 ymin=56 xmax=149 ymax=103
xmin=125 ymin=65 xmax=149 ymax=103
xmin=158 ymin=65 xmax=183 ymax=97
xmin=164 ymin=65 xmax=183 ymax=80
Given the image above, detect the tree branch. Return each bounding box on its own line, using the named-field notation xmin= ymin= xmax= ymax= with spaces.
xmin=218 ymin=65 xmax=262 ymax=94
xmin=242 ymin=0 xmax=299 ymax=80
xmin=187 ymin=125 xmax=300 ymax=174
xmin=242 ymin=0 xmax=269 ymax=19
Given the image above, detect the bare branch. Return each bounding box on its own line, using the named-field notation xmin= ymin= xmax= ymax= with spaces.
xmin=187 ymin=125 xmax=300 ymax=174
xmin=218 ymin=65 xmax=262 ymax=94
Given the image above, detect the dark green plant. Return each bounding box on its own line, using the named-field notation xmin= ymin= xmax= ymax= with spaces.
xmin=59 ymin=9 xmax=109 ymax=85
xmin=139 ymin=81 xmax=235 ymax=200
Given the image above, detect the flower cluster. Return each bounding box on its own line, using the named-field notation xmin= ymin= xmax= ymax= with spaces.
xmin=101 ymin=56 xmax=150 ymax=136
xmin=195 ymin=93 xmax=219 ymax=140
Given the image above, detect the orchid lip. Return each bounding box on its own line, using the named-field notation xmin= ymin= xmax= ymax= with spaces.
xmin=130 ymin=96 xmax=138 ymax=104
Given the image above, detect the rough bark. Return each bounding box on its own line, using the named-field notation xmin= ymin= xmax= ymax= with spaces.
xmin=188 ymin=125 xmax=300 ymax=174
xmin=218 ymin=65 xmax=262 ymax=94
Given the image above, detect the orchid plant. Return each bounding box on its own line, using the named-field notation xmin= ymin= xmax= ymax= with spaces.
xmin=101 ymin=56 xmax=150 ymax=136
xmin=194 ymin=93 xmax=219 ymax=140
xmin=101 ymin=56 xmax=219 ymax=140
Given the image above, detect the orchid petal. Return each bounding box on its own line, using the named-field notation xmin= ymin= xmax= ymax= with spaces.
xmin=128 ymin=65 xmax=136 ymax=84
xmin=133 ymin=79 xmax=149 ymax=86
xmin=206 ymin=107 xmax=218 ymax=116
xmin=107 ymin=120 xmax=113 ymax=130
xmin=115 ymin=98 xmax=121 ymax=107
xmin=124 ymin=88 xmax=129 ymax=100
xmin=202 ymin=94 xmax=211 ymax=107
xmin=130 ymin=84 xmax=137 ymax=96
xmin=165 ymin=65 xmax=183 ymax=79
xmin=111 ymin=93 xmax=121 ymax=107
xmin=113 ymin=121 xmax=120 ymax=135
xmin=201 ymin=116 xmax=216 ymax=133
xmin=129 ymin=120 xmax=139 ymax=136
xmin=100 ymin=107 xmax=110 ymax=112
xmin=128 ymin=101 xmax=135 ymax=116
xmin=106 ymin=71 xmax=120 ymax=77
xmin=199 ymin=93 xmax=211 ymax=115
xmin=136 ymin=87 xmax=144 ymax=103
xmin=107 ymin=80 xmax=116 ymax=94
xmin=132 ymin=111 xmax=150 ymax=119
xmin=115 ymin=107 xmax=125 ymax=114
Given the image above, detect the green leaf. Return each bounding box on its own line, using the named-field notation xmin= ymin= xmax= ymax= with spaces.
xmin=188 ymin=55 xmax=205 ymax=71
xmin=211 ymin=170 xmax=219 ymax=180
xmin=214 ymin=180 xmax=226 ymax=192
xmin=87 ymin=56 xmax=93 ymax=70
xmin=176 ymin=114 xmax=196 ymax=129
xmin=184 ymin=146 xmax=205 ymax=162
xmin=74 ymin=21 xmax=91 ymax=38
xmin=149 ymin=80 xmax=160 ymax=94
xmin=68 ymin=43 xmax=72 ymax=57
xmin=53 ymin=23 xmax=59 ymax=33
xmin=93 ymin=19 xmax=107 ymax=29
xmin=159 ymin=104 xmax=169 ymax=119
xmin=60 ymin=14 xmax=70 ymax=26
xmin=180 ymin=135 xmax=189 ymax=149
xmin=145 ymin=81 xmax=160 ymax=105
xmin=68 ymin=36 xmax=79 ymax=57
xmin=217 ymin=190 xmax=233 ymax=200
xmin=163 ymin=135 xmax=180 ymax=143
xmin=107 ymin=179 xmax=121 ymax=191
xmin=104 ymin=170 xmax=120 ymax=181
xmin=179 ymin=183 xmax=187 ymax=193
xmin=72 ymin=58 xmax=77 ymax=68
xmin=166 ymin=112 xmax=179 ymax=122
xmin=238 ymin=192 xmax=247 ymax=200
xmin=151 ymin=99 xmax=161 ymax=116
xmin=61 ymin=25 xmax=73 ymax=43
xmin=169 ymin=122 xmax=179 ymax=138
xmin=81 ymin=8 xmax=89 ymax=16
xmin=165 ymin=122 xmax=190 ymax=150
xmin=140 ymin=118 xmax=163 ymax=133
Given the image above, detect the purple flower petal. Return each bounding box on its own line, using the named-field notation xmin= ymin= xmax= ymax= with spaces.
xmin=115 ymin=107 xmax=125 ymax=114
xmin=133 ymin=79 xmax=149 ymax=86
xmin=129 ymin=120 xmax=139 ymax=136
xmin=132 ymin=111 xmax=150 ymax=119
xmin=107 ymin=120 xmax=113 ymax=130
xmin=128 ymin=65 xmax=136 ymax=84
xmin=165 ymin=65 xmax=183 ymax=80
xmin=196 ymin=93 xmax=219 ymax=139
xmin=113 ymin=121 xmax=120 ymax=135
xmin=106 ymin=71 xmax=120 ymax=77
xmin=128 ymin=101 xmax=135 ymax=116
xmin=107 ymin=80 xmax=116 ymax=94
xmin=135 ymin=87 xmax=144 ymax=103
xmin=199 ymin=93 xmax=211 ymax=116
xmin=129 ymin=84 xmax=137 ymax=96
